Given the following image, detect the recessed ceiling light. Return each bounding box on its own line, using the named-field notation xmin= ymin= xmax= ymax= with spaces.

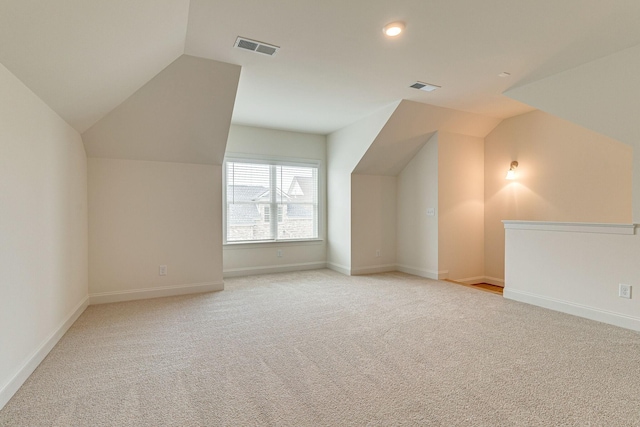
xmin=383 ymin=22 xmax=405 ymax=37
xmin=410 ymin=81 xmax=441 ymax=92
xmin=498 ymin=72 xmax=511 ymax=78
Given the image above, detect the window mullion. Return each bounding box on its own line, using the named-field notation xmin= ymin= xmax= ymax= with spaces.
xmin=312 ymin=167 xmax=318 ymax=238
xmin=269 ymin=165 xmax=277 ymax=240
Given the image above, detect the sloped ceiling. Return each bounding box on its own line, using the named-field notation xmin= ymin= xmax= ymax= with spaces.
xmin=1 ymin=1 xmax=640 ymax=135
xmin=83 ymin=55 xmax=240 ymax=165
xmin=0 ymin=0 xmax=190 ymax=133
xmin=504 ymin=44 xmax=640 ymax=148
xmin=354 ymin=101 xmax=502 ymax=176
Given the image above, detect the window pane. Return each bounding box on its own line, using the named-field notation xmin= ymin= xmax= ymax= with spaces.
xmin=276 ymin=165 xmax=318 ymax=205
xmin=277 ymin=203 xmax=317 ymax=239
xmin=226 ymin=162 xmax=273 ymax=241
xmin=276 ymin=165 xmax=318 ymax=240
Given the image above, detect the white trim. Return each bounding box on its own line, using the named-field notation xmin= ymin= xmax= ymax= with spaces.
xmin=0 ymin=296 xmax=89 ymax=410
xmin=225 ymin=152 xmax=321 ymax=168
xmin=503 ymin=220 xmax=636 ymax=235
xmin=89 ymin=282 xmax=223 ymax=305
xmin=504 ymin=288 xmax=640 ymax=332
xmin=396 ymin=264 xmax=449 ymax=280
xmin=223 ymin=239 xmax=324 ymax=249
xmin=327 ymin=262 xmax=351 ymax=276
xmin=350 ymin=264 xmax=396 ymax=275
xmin=223 ymin=261 xmax=326 ymax=278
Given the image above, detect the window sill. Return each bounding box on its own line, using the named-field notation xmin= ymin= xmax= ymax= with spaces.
xmin=223 ymin=239 xmax=324 ymax=250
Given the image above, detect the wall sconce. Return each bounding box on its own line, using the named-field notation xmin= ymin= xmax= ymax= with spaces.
xmin=505 ymin=161 xmax=518 ymax=180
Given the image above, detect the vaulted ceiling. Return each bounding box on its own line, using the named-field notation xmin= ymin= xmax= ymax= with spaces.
xmin=1 ymin=0 xmax=639 ymax=135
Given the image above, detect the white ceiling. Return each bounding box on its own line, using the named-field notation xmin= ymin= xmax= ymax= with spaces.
xmin=1 ymin=0 xmax=640 ymax=135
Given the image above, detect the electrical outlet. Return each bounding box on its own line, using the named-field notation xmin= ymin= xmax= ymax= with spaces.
xmin=426 ymin=208 xmax=435 ymax=216
xmin=375 ymin=249 xmax=381 ymax=257
xmin=159 ymin=265 xmax=167 ymax=276
xmin=277 ymin=249 xmax=282 ymax=258
xmin=619 ymin=283 xmax=632 ymax=299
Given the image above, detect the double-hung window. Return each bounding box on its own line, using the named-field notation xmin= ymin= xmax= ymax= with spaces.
xmin=224 ymin=157 xmax=319 ymax=243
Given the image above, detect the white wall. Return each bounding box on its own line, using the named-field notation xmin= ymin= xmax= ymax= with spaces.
xmin=396 ymin=131 xmax=485 ymax=282
xmin=497 ymin=49 xmax=640 ymax=331
xmin=88 ymin=159 xmax=222 ymax=302
xmin=327 ymin=102 xmax=399 ymax=274
xmin=438 ymin=132 xmax=485 ymax=282
xmin=351 ymin=175 xmax=397 ymax=274
xmin=504 ymin=222 xmax=640 ymax=331
xmin=223 ymin=124 xmax=327 ymax=276
xmin=0 ymin=63 xmax=88 ymax=409
xmin=484 ymin=110 xmax=632 ymax=282
xmin=504 ymin=43 xmax=640 ymax=221
xmin=396 ymin=134 xmax=440 ymax=278
xmin=84 ymin=55 xmax=238 ymax=301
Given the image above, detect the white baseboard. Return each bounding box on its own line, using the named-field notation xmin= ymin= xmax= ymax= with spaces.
xmin=396 ymin=264 xmax=449 ymax=280
xmin=0 ymin=295 xmax=89 ymax=411
xmin=504 ymin=288 xmax=640 ymax=332
xmin=89 ymin=281 xmax=223 ymax=305
xmin=327 ymin=262 xmax=351 ymax=276
xmin=223 ymin=262 xmax=326 ymax=278
xmin=350 ymin=264 xmax=396 ymax=275
xmin=454 ymin=276 xmax=505 ymax=287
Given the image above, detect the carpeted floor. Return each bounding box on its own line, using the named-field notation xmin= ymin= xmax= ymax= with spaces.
xmin=1 ymin=269 xmax=639 ymax=426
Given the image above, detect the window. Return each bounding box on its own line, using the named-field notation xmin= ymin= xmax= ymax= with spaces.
xmin=263 ymin=206 xmax=283 ymax=223
xmin=225 ymin=158 xmax=319 ymax=243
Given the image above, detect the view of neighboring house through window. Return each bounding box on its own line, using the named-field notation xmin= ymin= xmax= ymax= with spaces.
xmin=225 ymin=159 xmax=319 ymax=242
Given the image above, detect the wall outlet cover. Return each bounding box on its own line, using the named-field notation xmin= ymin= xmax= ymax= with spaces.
xmin=619 ymin=283 xmax=632 ymax=299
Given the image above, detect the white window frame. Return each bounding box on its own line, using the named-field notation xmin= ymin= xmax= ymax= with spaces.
xmin=223 ymin=154 xmax=322 ymax=245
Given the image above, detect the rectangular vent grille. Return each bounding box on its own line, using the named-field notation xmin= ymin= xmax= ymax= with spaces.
xmin=256 ymin=44 xmax=277 ymax=56
xmin=410 ymin=81 xmax=441 ymax=92
xmin=237 ymin=39 xmax=259 ymax=51
xmin=235 ymin=36 xmax=279 ymax=56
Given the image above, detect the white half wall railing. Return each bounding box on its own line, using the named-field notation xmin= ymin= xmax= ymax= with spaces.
xmin=503 ymin=220 xmax=640 ymax=332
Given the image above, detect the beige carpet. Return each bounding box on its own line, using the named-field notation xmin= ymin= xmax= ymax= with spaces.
xmin=1 ymin=269 xmax=639 ymax=426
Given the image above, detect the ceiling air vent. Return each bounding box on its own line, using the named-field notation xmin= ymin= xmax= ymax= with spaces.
xmin=234 ymin=36 xmax=279 ymax=56
xmin=410 ymin=81 xmax=441 ymax=92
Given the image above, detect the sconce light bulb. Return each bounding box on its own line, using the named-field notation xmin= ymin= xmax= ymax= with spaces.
xmin=506 ymin=161 xmax=518 ymax=180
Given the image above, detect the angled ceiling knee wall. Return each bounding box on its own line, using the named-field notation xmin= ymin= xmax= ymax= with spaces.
xmin=83 ymin=55 xmax=240 ymax=298
xmin=326 ymin=102 xmax=399 ymax=274
xmin=82 ymin=54 xmax=240 ymax=165
xmin=338 ymin=100 xmax=500 ymax=276
xmin=354 ymin=100 xmax=501 ymax=176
